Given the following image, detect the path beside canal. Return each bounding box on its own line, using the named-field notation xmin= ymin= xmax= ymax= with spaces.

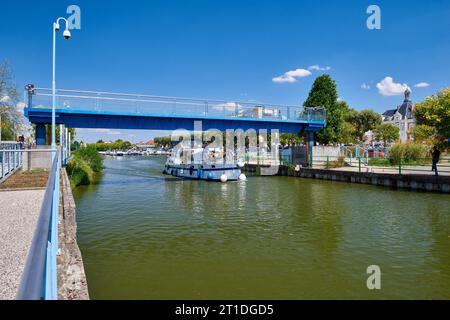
xmin=0 ymin=189 xmax=44 ymax=299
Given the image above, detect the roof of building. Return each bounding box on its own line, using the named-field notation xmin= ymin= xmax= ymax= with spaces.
xmin=382 ymin=109 xmax=397 ymax=117
xmin=382 ymin=89 xmax=415 ymax=120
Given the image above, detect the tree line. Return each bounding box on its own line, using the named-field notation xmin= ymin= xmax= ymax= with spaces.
xmin=298 ymin=74 xmax=448 ymax=148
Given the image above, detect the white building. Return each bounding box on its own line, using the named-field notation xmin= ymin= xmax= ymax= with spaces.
xmin=381 ymin=89 xmax=416 ymax=142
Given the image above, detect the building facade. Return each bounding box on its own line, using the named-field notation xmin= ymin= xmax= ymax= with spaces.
xmin=382 ymin=89 xmax=416 ymax=142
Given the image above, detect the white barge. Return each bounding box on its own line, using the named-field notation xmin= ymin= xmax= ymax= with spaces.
xmin=163 ymin=147 xmax=246 ymax=182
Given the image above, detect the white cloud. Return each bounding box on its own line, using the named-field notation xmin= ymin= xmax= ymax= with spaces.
xmin=361 ymin=83 xmax=371 ymax=90
xmin=272 ymin=68 xmax=312 ymax=83
xmin=414 ymin=82 xmax=430 ymax=88
xmin=376 ymin=76 xmax=410 ymax=96
xmin=107 ymin=131 xmax=121 ymax=135
xmin=308 ymin=65 xmax=331 ymax=71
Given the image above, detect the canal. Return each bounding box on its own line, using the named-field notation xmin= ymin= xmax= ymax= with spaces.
xmin=73 ymin=156 xmax=450 ymax=299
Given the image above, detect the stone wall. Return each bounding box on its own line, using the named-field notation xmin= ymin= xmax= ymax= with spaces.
xmin=57 ymin=168 xmax=89 ymax=300
xmin=244 ymin=164 xmax=450 ymax=193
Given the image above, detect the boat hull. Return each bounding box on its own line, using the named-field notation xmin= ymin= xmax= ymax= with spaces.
xmin=163 ymin=164 xmax=241 ymax=181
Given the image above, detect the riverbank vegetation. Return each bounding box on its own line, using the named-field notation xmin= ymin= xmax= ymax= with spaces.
xmin=66 ymin=145 xmax=104 ymax=188
xmin=89 ymin=139 xmax=133 ymax=151
xmin=303 ymin=75 xmax=386 ymax=145
xmin=414 ymin=87 xmax=450 ymax=150
xmin=368 ymin=142 xmax=430 ymax=166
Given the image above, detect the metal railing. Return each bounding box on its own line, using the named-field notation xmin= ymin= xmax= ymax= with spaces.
xmin=0 ymin=142 xmax=23 ymax=181
xmin=27 ymin=87 xmax=326 ymax=123
xmin=17 ymin=151 xmax=60 ymax=300
xmin=309 ymin=155 xmax=450 ymax=175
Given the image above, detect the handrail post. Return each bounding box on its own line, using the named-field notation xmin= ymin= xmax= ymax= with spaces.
xmin=27 ymin=144 xmax=31 ymax=171
xmin=68 ymin=131 xmax=71 ymax=158
xmin=13 ymin=144 xmax=16 ymax=169
xmin=60 ymin=124 xmax=63 ymax=165
xmin=8 ymin=145 xmax=11 ymax=174
xmin=18 ymin=143 xmax=21 ymax=167
xmin=399 ymin=158 xmax=402 ymax=175
xmin=358 ymin=156 xmax=361 ymax=174
xmin=326 ymin=156 xmax=330 ymax=169
xmin=1 ymin=148 xmax=4 ymax=178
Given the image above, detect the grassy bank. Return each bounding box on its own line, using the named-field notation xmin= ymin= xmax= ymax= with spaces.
xmin=66 ymin=145 xmax=104 ymax=188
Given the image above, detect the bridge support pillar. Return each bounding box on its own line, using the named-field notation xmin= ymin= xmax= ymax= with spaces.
xmin=307 ymin=131 xmax=314 ymax=167
xmin=36 ymin=124 xmax=46 ymax=145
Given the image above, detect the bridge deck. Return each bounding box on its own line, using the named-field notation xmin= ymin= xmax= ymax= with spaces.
xmin=25 ymin=88 xmax=326 ymax=133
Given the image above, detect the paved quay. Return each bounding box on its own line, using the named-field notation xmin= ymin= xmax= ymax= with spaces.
xmin=0 ymin=189 xmax=45 ymax=299
xmin=325 ymin=165 xmax=450 ymax=176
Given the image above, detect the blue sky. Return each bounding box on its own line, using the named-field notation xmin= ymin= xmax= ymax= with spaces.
xmin=1 ymin=0 xmax=449 ymax=142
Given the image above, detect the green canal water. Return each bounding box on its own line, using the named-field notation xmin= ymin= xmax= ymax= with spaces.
xmin=73 ymin=156 xmax=450 ymax=299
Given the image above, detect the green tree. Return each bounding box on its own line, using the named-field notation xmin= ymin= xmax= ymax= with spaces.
xmin=414 ymin=87 xmax=450 ymax=143
xmin=154 ymin=136 xmax=175 ymax=148
xmin=373 ymin=123 xmax=399 ymax=145
xmin=304 ymin=74 xmax=342 ymax=144
xmin=340 ymin=122 xmax=358 ymax=144
xmin=410 ymin=124 xmax=436 ymax=144
xmin=353 ymin=109 xmax=382 ymax=142
xmin=339 ymin=101 xmax=359 ymax=144
xmin=342 ymin=104 xmax=359 ymax=123
xmin=280 ymin=133 xmax=303 ymax=147
xmin=45 ymin=125 xmax=76 ymax=145
xmin=0 ymin=60 xmax=23 ymax=141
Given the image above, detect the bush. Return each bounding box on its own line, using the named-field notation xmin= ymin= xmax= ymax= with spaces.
xmin=388 ymin=143 xmax=430 ymax=164
xmin=329 ymin=156 xmax=345 ymax=168
xmin=72 ymin=145 xmax=104 ymax=172
xmin=67 ymin=145 xmax=104 ymax=187
xmin=66 ymin=157 xmax=94 ymax=187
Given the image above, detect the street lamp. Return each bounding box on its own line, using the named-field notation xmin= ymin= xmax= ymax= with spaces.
xmin=51 ymin=17 xmax=72 ymax=158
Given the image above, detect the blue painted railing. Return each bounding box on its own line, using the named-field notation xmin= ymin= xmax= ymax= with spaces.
xmin=17 ymin=151 xmax=60 ymax=300
xmin=27 ymin=87 xmax=327 ymax=123
xmin=0 ymin=142 xmax=22 ymax=181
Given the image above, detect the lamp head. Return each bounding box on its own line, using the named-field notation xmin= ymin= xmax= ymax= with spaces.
xmin=54 ymin=22 xmax=60 ymax=31
xmin=63 ymin=29 xmax=71 ymax=40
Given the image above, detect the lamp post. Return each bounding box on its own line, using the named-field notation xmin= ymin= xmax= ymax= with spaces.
xmin=52 ymin=17 xmax=72 ymax=159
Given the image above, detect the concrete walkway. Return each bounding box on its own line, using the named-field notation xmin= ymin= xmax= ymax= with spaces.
xmin=314 ymin=164 xmax=450 ymax=177
xmin=0 ymin=189 xmax=44 ymax=299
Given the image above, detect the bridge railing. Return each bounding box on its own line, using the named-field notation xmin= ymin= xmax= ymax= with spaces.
xmin=0 ymin=142 xmax=23 ymax=182
xmin=27 ymin=88 xmax=326 ymax=123
xmin=17 ymin=150 xmax=60 ymax=300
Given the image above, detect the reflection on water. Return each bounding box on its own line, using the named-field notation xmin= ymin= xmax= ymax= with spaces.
xmin=74 ymin=156 xmax=450 ymax=299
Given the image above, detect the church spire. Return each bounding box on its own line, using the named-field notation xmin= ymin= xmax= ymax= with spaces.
xmin=404 ymin=88 xmax=411 ymax=102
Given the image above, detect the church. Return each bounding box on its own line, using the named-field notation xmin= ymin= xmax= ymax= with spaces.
xmin=381 ymin=89 xmax=416 ymax=142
